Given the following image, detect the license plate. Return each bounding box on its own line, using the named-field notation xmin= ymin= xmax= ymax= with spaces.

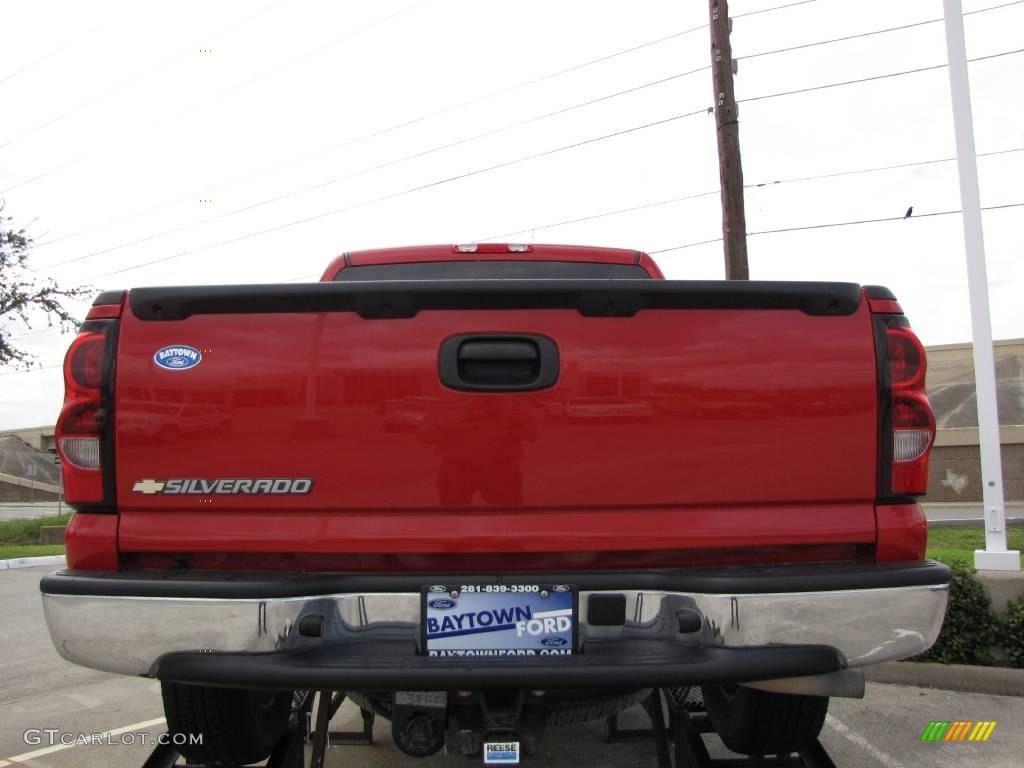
xmin=422 ymin=584 xmax=576 ymax=657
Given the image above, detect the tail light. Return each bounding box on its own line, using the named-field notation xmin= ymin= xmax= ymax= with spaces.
xmin=56 ymin=300 xmax=121 ymax=507
xmin=875 ymin=315 xmax=935 ymax=496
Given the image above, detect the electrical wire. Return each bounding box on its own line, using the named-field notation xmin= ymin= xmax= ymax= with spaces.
xmin=53 ymin=43 xmax=1024 ymax=282
xmin=42 ymin=36 xmax=1024 ymax=278
xmin=7 ymin=201 xmax=1023 ymax=375
xmin=7 ymin=3 xmax=1024 ymax=290
xmin=0 ymin=0 xmax=290 ymax=154
xmin=477 ymin=190 xmax=720 ymax=242
xmin=0 ymin=0 xmax=422 ymax=190
xmin=731 ymin=0 xmax=818 ymax=19
xmin=82 ymin=108 xmax=711 ymax=281
xmin=648 ymin=201 xmax=1024 ymax=253
xmin=748 ymin=201 xmax=1024 ymax=236
xmin=741 ymin=0 xmax=1024 ymax=61
xmin=151 ymin=144 xmax=1024 ymax=278
xmin=19 ymin=0 xmax=813 ymax=245
xmin=34 ymin=66 xmax=711 ymax=273
xmin=0 ymin=363 xmax=62 ymax=378
xmin=19 ymin=148 xmax=1024 ymax=337
xmin=649 ymin=237 xmax=724 ymax=254
xmin=478 ymin=146 xmax=1024 ymax=240
xmin=740 ymin=48 xmax=1024 ymax=105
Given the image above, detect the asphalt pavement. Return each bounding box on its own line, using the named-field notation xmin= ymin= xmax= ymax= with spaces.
xmin=2 ymin=565 xmax=1022 ymax=767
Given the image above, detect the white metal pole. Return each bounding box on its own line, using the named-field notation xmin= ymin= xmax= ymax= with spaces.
xmin=942 ymin=0 xmax=1020 ymax=571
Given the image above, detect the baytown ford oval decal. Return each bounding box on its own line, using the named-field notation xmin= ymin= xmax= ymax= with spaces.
xmin=154 ymin=345 xmax=202 ymax=370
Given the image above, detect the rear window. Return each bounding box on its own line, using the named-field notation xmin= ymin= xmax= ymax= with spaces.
xmin=334 ymin=261 xmax=650 ymax=280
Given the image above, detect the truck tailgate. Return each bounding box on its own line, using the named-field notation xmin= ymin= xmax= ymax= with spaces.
xmin=113 ymin=280 xmax=878 ymax=560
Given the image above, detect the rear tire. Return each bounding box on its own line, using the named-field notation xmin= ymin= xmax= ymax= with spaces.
xmin=161 ymin=682 xmax=292 ymax=766
xmin=701 ymin=684 xmax=828 ymax=756
xmin=542 ymin=688 xmax=652 ymax=727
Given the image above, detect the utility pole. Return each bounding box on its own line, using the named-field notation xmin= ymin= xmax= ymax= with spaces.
xmin=709 ymin=0 xmax=749 ymax=279
xmin=942 ymin=0 xmax=1019 ymax=571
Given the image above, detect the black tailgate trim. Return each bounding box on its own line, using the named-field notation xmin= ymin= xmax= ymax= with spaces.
xmin=40 ymin=561 xmax=950 ymax=599
xmin=127 ymin=280 xmax=862 ymax=320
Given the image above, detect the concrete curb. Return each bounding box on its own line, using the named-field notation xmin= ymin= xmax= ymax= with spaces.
xmin=0 ymin=555 xmax=66 ymax=571
xmin=865 ymin=661 xmax=1024 ymax=697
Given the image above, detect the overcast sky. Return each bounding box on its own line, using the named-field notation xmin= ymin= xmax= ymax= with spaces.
xmin=1 ymin=0 xmax=1022 ymax=428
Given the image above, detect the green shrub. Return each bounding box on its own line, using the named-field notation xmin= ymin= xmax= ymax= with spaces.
xmin=1003 ymin=597 xmax=1024 ymax=668
xmin=0 ymin=515 xmax=68 ymax=545
xmin=916 ymin=560 xmax=1000 ymax=665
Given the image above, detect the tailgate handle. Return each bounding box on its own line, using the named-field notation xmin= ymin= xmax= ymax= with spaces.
xmin=439 ymin=334 xmax=559 ymax=392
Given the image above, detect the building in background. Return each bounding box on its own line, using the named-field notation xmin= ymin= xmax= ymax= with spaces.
xmin=0 ymin=434 xmax=61 ymax=502
xmin=924 ymin=338 xmax=1023 ymax=504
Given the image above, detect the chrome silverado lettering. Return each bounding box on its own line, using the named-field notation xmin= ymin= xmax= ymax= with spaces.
xmin=132 ymin=478 xmax=314 ymax=495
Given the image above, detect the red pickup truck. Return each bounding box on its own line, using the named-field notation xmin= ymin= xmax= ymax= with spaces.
xmin=41 ymin=243 xmax=949 ymax=765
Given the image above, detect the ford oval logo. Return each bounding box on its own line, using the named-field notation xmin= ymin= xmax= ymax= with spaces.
xmin=428 ymin=598 xmax=457 ymax=610
xmin=428 ymin=585 xmax=448 ymax=593
xmin=541 ymin=636 xmax=567 ymax=647
xmin=154 ymin=345 xmax=202 ymax=371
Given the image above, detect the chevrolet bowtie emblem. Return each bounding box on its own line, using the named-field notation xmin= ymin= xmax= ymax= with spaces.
xmin=132 ymin=479 xmax=166 ymax=494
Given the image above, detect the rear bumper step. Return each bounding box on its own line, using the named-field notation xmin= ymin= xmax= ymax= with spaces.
xmin=40 ymin=561 xmax=950 ymax=688
xmin=156 ymin=640 xmax=844 ymax=690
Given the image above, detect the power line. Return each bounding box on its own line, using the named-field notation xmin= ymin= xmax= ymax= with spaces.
xmin=480 ymin=147 xmax=1023 ymax=241
xmin=0 ymin=0 xmax=422 ymax=190
xmin=649 ymin=237 xmax=724 ymax=254
xmin=7 ymin=201 xmax=1023 ymax=374
xmin=743 ymin=19 xmax=942 ymax=61
xmin=15 ymin=7 xmax=1024 ymax=285
xmin=34 ymin=66 xmax=710 ymax=273
xmin=22 ymin=0 xmax=812 ymax=247
xmin=741 ymin=0 xmax=1024 ymax=61
xmin=0 ymin=159 xmax=81 ymax=196
xmin=477 ymin=189 xmax=720 ymax=242
xmin=731 ymin=0 xmax=818 ymax=19
xmin=25 ymin=30 xmax=710 ymax=250
xmin=964 ymin=0 xmax=1024 ymax=14
xmin=65 ymin=42 xmax=1024 ymax=282
xmin=649 ymin=201 xmax=1024 ymax=253
xmin=82 ymin=109 xmax=712 ymax=282
xmin=740 ymin=48 xmax=1024 ymax=105
xmin=43 ymin=33 xmax=1024 ymax=276
xmin=0 ymin=363 xmax=61 ymax=378
xmin=26 ymin=146 xmax=1024 ymax=315
xmin=748 ymin=201 xmax=1024 ymax=236
xmin=0 ymin=0 xmax=290 ymax=154
xmin=749 ymin=146 xmax=1023 ymax=188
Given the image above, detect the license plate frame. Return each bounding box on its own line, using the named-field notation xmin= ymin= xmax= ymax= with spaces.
xmin=421 ymin=583 xmax=577 ymax=657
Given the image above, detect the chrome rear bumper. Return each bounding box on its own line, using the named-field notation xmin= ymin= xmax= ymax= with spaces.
xmin=40 ymin=563 xmax=950 ymax=686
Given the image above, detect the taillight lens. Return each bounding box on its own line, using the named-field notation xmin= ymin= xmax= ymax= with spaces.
xmin=879 ymin=317 xmax=935 ymax=496
xmin=893 ymin=394 xmax=934 ymax=462
xmin=57 ymin=322 xmax=115 ymax=503
xmin=68 ymin=335 xmax=105 ymax=390
xmin=60 ymin=436 xmax=101 ymax=469
xmin=57 ymin=402 xmax=103 ymax=469
xmin=885 ymin=326 xmax=925 ymax=390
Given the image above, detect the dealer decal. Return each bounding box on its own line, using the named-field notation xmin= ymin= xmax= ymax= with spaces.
xmin=132 ymin=478 xmax=313 ymax=495
xmin=153 ymin=345 xmax=202 ymax=370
